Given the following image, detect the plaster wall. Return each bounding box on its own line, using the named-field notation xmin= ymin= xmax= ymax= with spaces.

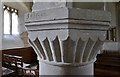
xmin=118 ymin=2 xmax=120 ymax=51
xmin=0 ymin=1 xmax=2 ymax=77
xmin=2 ymin=2 xmax=30 ymax=50
xmin=103 ymin=3 xmax=118 ymax=51
xmin=2 ymin=35 xmax=24 ymax=50
xmin=102 ymin=41 xmax=118 ymax=51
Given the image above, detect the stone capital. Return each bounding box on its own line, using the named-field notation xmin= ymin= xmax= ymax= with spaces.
xmin=25 ymin=7 xmax=110 ymax=64
xmin=25 ymin=2 xmax=111 ymax=75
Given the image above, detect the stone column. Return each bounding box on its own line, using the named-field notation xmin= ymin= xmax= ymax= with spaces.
xmin=25 ymin=1 xmax=111 ymax=75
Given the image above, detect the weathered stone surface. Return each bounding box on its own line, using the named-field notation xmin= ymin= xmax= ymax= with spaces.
xmin=32 ymin=0 xmax=73 ymax=11
xmin=20 ymin=31 xmax=30 ymax=47
xmin=25 ymin=7 xmax=111 ymax=23
xmin=25 ymin=2 xmax=111 ymax=75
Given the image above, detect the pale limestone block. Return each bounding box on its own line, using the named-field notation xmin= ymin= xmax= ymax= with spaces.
xmin=32 ymin=0 xmax=73 ymax=11
xmin=25 ymin=5 xmax=111 ymax=75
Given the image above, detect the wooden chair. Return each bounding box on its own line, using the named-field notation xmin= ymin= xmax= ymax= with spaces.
xmin=2 ymin=54 xmax=23 ymax=75
xmin=95 ymin=51 xmax=120 ymax=76
xmin=2 ymin=54 xmax=39 ymax=76
xmin=21 ymin=68 xmax=39 ymax=77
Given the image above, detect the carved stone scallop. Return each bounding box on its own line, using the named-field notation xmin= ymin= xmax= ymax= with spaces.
xmin=29 ymin=36 xmax=103 ymax=66
xmin=25 ymin=4 xmax=111 ymax=75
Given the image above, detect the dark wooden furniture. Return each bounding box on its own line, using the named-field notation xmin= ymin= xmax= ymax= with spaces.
xmin=2 ymin=54 xmax=23 ymax=75
xmin=2 ymin=47 xmax=37 ymax=64
xmin=2 ymin=53 xmax=39 ymax=77
xmin=95 ymin=51 xmax=120 ymax=76
xmin=21 ymin=68 xmax=39 ymax=77
xmin=2 ymin=67 xmax=14 ymax=76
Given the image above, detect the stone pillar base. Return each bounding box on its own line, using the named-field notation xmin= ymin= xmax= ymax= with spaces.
xmin=40 ymin=62 xmax=94 ymax=75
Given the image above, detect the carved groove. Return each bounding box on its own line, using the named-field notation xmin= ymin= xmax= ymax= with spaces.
xmin=43 ymin=38 xmax=53 ymax=61
xmin=75 ymin=38 xmax=85 ymax=63
xmin=52 ymin=36 xmax=62 ymax=62
xmin=62 ymin=37 xmax=76 ymax=63
xmin=34 ymin=38 xmax=46 ymax=60
xmin=29 ymin=39 xmax=42 ymax=58
xmin=82 ymin=38 xmax=94 ymax=62
xmin=88 ymin=38 xmax=103 ymax=61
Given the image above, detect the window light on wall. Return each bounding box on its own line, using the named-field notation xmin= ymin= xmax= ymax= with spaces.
xmin=3 ymin=5 xmax=19 ymax=35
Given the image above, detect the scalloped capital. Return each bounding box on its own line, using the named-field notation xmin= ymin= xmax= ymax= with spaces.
xmin=25 ymin=5 xmax=111 ymax=75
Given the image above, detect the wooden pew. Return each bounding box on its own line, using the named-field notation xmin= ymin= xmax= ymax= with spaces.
xmin=95 ymin=51 xmax=120 ymax=76
xmin=21 ymin=68 xmax=39 ymax=77
xmin=2 ymin=54 xmax=39 ymax=76
xmin=2 ymin=47 xmax=37 ymax=64
xmin=2 ymin=54 xmax=24 ymax=76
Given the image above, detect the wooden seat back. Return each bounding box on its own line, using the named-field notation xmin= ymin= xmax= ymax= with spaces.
xmin=2 ymin=54 xmax=23 ymax=70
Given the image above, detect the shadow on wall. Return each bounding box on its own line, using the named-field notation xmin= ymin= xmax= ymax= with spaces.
xmin=20 ymin=31 xmax=30 ymax=47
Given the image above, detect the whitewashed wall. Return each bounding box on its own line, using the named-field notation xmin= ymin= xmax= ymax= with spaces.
xmin=2 ymin=2 xmax=31 ymax=50
xmin=104 ymin=3 xmax=118 ymax=51
xmin=118 ymin=2 xmax=120 ymax=51
xmin=2 ymin=35 xmax=24 ymax=50
xmin=102 ymin=41 xmax=118 ymax=51
xmin=0 ymin=1 xmax=3 ymax=77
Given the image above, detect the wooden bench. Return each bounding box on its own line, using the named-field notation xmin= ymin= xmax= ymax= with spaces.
xmin=2 ymin=47 xmax=37 ymax=64
xmin=95 ymin=51 xmax=120 ymax=76
xmin=2 ymin=54 xmax=23 ymax=70
xmin=2 ymin=54 xmax=24 ymax=75
xmin=20 ymin=68 xmax=39 ymax=77
xmin=2 ymin=54 xmax=39 ymax=76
